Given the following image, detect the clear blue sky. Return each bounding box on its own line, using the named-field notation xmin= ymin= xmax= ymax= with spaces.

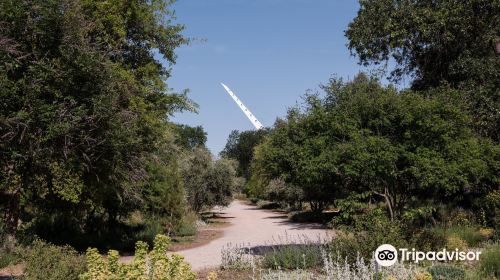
xmin=166 ymin=0 xmax=363 ymax=155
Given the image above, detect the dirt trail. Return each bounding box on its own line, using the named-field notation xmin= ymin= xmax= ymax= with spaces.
xmin=177 ymin=200 xmax=332 ymax=271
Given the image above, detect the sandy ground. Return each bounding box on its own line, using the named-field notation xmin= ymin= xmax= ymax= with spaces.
xmin=177 ymin=200 xmax=333 ymax=271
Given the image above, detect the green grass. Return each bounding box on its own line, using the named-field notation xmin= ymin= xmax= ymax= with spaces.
xmin=0 ymin=251 xmax=21 ymax=269
xmin=430 ymin=225 xmax=489 ymax=247
xmin=479 ymin=242 xmax=500 ymax=278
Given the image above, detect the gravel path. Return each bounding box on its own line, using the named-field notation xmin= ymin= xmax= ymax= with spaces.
xmin=177 ymin=200 xmax=333 ymax=271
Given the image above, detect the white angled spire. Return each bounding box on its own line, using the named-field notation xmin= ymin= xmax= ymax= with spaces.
xmin=220 ymin=83 xmax=264 ymax=130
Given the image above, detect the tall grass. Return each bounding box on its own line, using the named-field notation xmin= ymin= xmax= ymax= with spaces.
xmin=479 ymin=242 xmax=500 ymax=278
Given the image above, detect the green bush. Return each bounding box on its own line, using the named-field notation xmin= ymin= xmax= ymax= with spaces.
xmin=175 ymin=211 xmax=198 ymax=237
xmin=262 ymin=244 xmax=323 ymax=269
xmin=0 ymin=251 xmax=20 ymax=269
xmin=427 ymin=265 xmax=465 ymax=280
xmin=80 ymin=234 xmax=196 ymax=280
xmin=479 ymin=243 xmax=500 ymax=278
xmin=424 ymin=225 xmax=490 ymax=249
xmin=412 ymin=228 xmax=448 ymax=251
xmin=21 ymin=239 xmax=86 ymax=280
xmin=328 ymin=208 xmax=408 ymax=263
xmin=134 ymin=217 xmax=164 ymax=245
xmin=446 ymin=226 xmax=485 ymax=247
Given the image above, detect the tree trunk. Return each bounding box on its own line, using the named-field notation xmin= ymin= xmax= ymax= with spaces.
xmin=3 ymin=184 xmax=21 ymax=243
xmin=374 ymin=187 xmax=394 ymax=221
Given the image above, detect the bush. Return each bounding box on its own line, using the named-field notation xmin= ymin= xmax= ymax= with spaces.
xmin=412 ymin=228 xmax=447 ymax=251
xmin=445 ymin=226 xmax=486 ymax=247
xmin=328 ymin=208 xmax=408 ymax=263
xmin=134 ymin=217 xmax=164 ymax=245
xmin=446 ymin=235 xmax=468 ymax=251
xmin=175 ymin=211 xmax=198 ymax=237
xmin=415 ymin=225 xmax=491 ymax=251
xmin=257 ymin=200 xmax=281 ymax=210
xmin=250 ymin=198 xmax=260 ymax=204
xmin=21 ymin=239 xmax=86 ymax=280
xmin=0 ymin=251 xmax=20 ymax=269
xmin=479 ymin=243 xmax=500 ymax=278
xmin=427 ymin=265 xmax=465 ymax=280
xmin=262 ymin=244 xmax=323 ymax=269
xmin=80 ymin=234 xmax=196 ymax=280
xmin=289 ymin=211 xmax=336 ymax=224
xmin=220 ymin=242 xmax=256 ymax=270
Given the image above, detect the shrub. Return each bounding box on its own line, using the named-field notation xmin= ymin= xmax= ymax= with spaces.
xmin=134 ymin=217 xmax=164 ymax=245
xmin=412 ymin=228 xmax=447 ymax=251
xmin=446 ymin=209 xmax=476 ymax=227
xmin=250 ymin=198 xmax=260 ymax=204
xmin=257 ymin=200 xmax=281 ymax=210
xmin=21 ymin=239 xmax=86 ymax=280
xmin=414 ymin=272 xmax=433 ymax=280
xmin=0 ymin=251 xmax=20 ymax=269
xmin=220 ymin=242 xmax=256 ymax=270
xmin=478 ymin=228 xmax=494 ymax=241
xmin=206 ymin=271 xmax=218 ymax=280
xmin=329 ymin=209 xmax=408 ymax=263
xmin=427 ymin=265 xmax=465 ymax=280
xmin=80 ymin=234 xmax=196 ymax=280
xmin=321 ymin=252 xmax=423 ymax=280
xmin=262 ymin=244 xmax=323 ymax=269
xmin=446 ymin=235 xmax=468 ymax=251
xmin=175 ymin=210 xmax=198 ymax=237
xmin=479 ymin=243 xmax=500 ymax=278
xmin=445 ymin=226 xmax=486 ymax=247
xmin=233 ymin=193 xmax=247 ymax=200
xmin=289 ymin=211 xmax=336 ymax=224
xmin=419 ymin=225 xmax=489 ymax=250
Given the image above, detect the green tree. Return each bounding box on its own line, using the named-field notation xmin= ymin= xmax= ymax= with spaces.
xmin=346 ymin=0 xmax=499 ymax=140
xmin=253 ymin=75 xmax=498 ymax=219
xmin=173 ymin=124 xmax=207 ymax=150
xmin=181 ymin=148 xmax=239 ymax=212
xmin=220 ymin=129 xmax=269 ymax=179
xmin=0 ymin=0 xmax=191 ymax=243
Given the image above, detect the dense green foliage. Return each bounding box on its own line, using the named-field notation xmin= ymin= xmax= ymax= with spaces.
xmin=81 ymin=234 xmax=196 ymax=280
xmin=479 ymin=243 xmax=500 ymax=278
xmin=21 ymin=239 xmax=86 ymax=280
xmin=0 ymin=0 xmax=191 ymax=242
xmin=261 ymin=244 xmax=323 ymax=270
xmin=427 ymin=265 xmax=465 ymax=280
xmin=181 ymin=148 xmax=240 ymax=212
xmin=346 ymin=0 xmax=499 ymax=141
xmin=220 ymin=129 xmax=269 ymax=180
xmin=250 ymin=75 xmax=498 ymax=218
xmin=173 ymin=124 xmax=207 ymax=150
xmin=0 ymin=0 xmax=241 ymax=254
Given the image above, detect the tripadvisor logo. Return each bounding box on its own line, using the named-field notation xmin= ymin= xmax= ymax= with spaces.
xmin=375 ymin=244 xmax=398 ymax=266
xmin=374 ymin=244 xmax=482 ymax=267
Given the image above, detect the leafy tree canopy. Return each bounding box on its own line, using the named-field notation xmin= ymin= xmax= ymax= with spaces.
xmin=346 ymin=0 xmax=499 ymax=140
xmin=220 ymin=129 xmax=269 ymax=179
xmin=0 ymin=0 xmax=192 ymax=241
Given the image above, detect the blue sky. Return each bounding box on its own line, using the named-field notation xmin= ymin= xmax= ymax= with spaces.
xmin=166 ymin=0 xmax=363 ymax=155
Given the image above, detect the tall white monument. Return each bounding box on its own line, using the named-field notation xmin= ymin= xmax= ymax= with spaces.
xmin=220 ymin=83 xmax=264 ymax=130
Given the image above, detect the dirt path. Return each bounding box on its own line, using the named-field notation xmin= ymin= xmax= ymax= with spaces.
xmin=177 ymin=200 xmax=333 ymax=271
